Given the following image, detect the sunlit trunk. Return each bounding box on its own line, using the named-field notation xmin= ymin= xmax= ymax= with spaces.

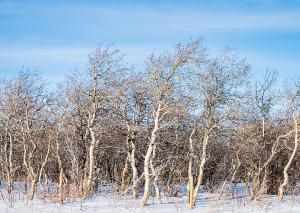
xmin=278 ymin=117 xmax=298 ymax=200
xmin=141 ymin=103 xmax=161 ymax=206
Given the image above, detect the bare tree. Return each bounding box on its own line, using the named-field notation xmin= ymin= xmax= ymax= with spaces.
xmin=0 ymin=41 xmax=299 ymax=208
xmin=114 ymin=75 xmax=151 ymax=198
xmin=187 ymin=49 xmax=250 ymax=207
xmin=84 ymin=45 xmax=126 ymax=196
xmin=3 ymin=71 xmax=53 ymax=200
xmin=278 ymin=83 xmax=300 ymax=199
xmin=141 ymin=40 xmax=206 ymax=206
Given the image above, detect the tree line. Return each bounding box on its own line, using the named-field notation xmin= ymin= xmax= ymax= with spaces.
xmin=0 ymin=40 xmax=299 ymax=208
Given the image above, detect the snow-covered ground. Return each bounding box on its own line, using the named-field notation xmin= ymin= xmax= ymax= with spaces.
xmin=1 ymin=183 xmax=300 ymax=212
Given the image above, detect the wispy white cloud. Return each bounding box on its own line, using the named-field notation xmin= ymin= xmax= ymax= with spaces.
xmin=0 ymin=0 xmax=299 ymax=81
xmin=0 ymin=47 xmax=92 ymax=62
xmin=1 ymin=1 xmax=300 ymax=35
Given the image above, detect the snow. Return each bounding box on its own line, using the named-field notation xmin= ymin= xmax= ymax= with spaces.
xmin=1 ymin=183 xmax=300 ymax=212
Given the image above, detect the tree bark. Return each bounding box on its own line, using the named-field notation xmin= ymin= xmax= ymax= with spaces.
xmin=120 ymin=158 xmax=129 ymax=193
xmin=129 ymin=129 xmax=139 ymax=199
xmin=141 ymin=103 xmax=161 ymax=206
xmin=85 ymin=126 xmax=96 ymax=196
xmin=278 ymin=117 xmax=298 ymax=200
xmin=189 ymin=132 xmax=209 ymax=208
xmin=28 ymin=177 xmax=37 ymax=200
xmin=150 ymin=145 xmax=161 ymax=203
xmin=59 ymin=168 xmax=64 ymax=204
xmin=188 ymin=128 xmax=195 ymax=208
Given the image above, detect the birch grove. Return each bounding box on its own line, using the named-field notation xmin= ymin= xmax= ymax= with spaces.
xmin=0 ymin=40 xmax=299 ymax=208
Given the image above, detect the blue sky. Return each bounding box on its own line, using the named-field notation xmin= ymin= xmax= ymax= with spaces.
xmin=0 ymin=0 xmax=300 ymax=83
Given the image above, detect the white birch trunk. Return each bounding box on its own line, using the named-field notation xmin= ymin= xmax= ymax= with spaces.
xmin=188 ymin=128 xmax=195 ymax=208
xmin=278 ymin=117 xmax=298 ymax=200
xmin=189 ymin=132 xmax=209 ymax=208
xmin=141 ymin=103 xmax=161 ymax=206
xmin=86 ymin=127 xmax=96 ymax=196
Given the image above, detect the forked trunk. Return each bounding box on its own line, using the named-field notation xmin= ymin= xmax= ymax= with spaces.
xmin=188 ymin=132 xmax=209 ymax=208
xmin=141 ymin=103 xmax=161 ymax=206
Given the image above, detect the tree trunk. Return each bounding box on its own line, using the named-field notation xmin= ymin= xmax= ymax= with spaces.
xmin=28 ymin=177 xmax=37 ymax=200
xmin=189 ymin=132 xmax=209 ymax=208
xmin=141 ymin=143 xmax=153 ymax=206
xmin=86 ymin=127 xmax=96 ymax=196
xmin=278 ymin=117 xmax=298 ymax=200
xmin=219 ymin=150 xmax=241 ymax=199
xmin=6 ymin=173 xmax=13 ymax=194
xmin=4 ymin=130 xmax=14 ymax=195
xmin=130 ymin=130 xmax=139 ymax=199
xmin=141 ymin=103 xmax=161 ymax=206
xmin=188 ymin=128 xmax=195 ymax=208
xmin=120 ymin=159 xmax=129 ymax=193
xmin=38 ymin=139 xmax=51 ymax=191
xmin=85 ymin=70 xmax=99 ymax=197
xmin=150 ymin=145 xmax=161 ymax=203
xmin=59 ymin=168 xmax=64 ymax=204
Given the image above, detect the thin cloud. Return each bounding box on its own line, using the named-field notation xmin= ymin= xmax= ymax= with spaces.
xmin=0 ymin=47 xmax=92 ymax=62
xmin=0 ymin=0 xmax=299 ymax=81
xmin=1 ymin=2 xmax=300 ymax=34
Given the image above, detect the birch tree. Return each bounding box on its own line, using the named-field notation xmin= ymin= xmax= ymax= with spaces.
xmin=0 ymin=79 xmax=19 ymax=199
xmin=8 ymin=71 xmax=53 ymax=200
xmin=84 ymin=45 xmax=126 ymax=196
xmin=114 ymin=75 xmax=150 ymax=198
xmin=141 ymin=40 xmax=206 ymax=206
xmin=188 ymin=49 xmax=250 ymax=207
xmin=278 ymin=82 xmax=300 ymax=199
